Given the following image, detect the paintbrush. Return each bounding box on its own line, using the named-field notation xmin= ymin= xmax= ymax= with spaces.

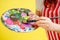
xmin=27 ymin=17 xmax=60 ymax=22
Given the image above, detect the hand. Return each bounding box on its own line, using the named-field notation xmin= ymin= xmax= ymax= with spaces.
xmin=28 ymin=12 xmax=54 ymax=31
xmin=28 ymin=13 xmax=53 ymax=30
xmin=35 ymin=17 xmax=54 ymax=30
xmin=29 ymin=13 xmax=60 ymax=33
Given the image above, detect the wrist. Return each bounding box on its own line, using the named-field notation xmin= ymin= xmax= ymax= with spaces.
xmin=48 ymin=23 xmax=55 ymax=31
xmin=49 ymin=23 xmax=60 ymax=32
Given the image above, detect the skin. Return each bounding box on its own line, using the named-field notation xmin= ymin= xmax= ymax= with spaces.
xmin=35 ymin=0 xmax=60 ymax=33
xmin=35 ymin=17 xmax=60 ymax=33
xmin=29 ymin=13 xmax=60 ymax=33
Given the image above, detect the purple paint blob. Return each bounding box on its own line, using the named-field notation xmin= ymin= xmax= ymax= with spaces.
xmin=23 ymin=23 xmax=32 ymax=27
xmin=21 ymin=12 xmax=27 ymax=17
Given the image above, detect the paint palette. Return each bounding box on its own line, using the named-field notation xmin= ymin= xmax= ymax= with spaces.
xmin=1 ymin=8 xmax=38 ymax=32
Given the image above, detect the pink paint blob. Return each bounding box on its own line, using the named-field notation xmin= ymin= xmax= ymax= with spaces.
xmin=5 ymin=18 xmax=13 ymax=25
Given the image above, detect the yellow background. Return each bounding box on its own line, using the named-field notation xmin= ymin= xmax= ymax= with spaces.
xmin=0 ymin=0 xmax=48 ymax=40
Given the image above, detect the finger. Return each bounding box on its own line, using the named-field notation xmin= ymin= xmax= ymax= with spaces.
xmin=28 ymin=12 xmax=35 ymax=16
xmin=38 ymin=17 xmax=52 ymax=22
xmin=29 ymin=15 xmax=40 ymax=20
xmin=30 ymin=22 xmax=36 ymax=25
xmin=36 ymin=20 xmax=49 ymax=24
xmin=37 ymin=24 xmax=49 ymax=30
xmin=38 ymin=17 xmax=49 ymax=19
xmin=38 ymin=23 xmax=49 ymax=26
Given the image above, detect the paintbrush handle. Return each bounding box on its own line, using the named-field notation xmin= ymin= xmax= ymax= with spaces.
xmin=27 ymin=20 xmax=37 ymax=22
xmin=27 ymin=17 xmax=60 ymax=22
xmin=50 ymin=17 xmax=60 ymax=19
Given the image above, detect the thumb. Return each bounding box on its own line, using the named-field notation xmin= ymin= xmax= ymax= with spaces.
xmin=36 ymin=9 xmax=42 ymax=17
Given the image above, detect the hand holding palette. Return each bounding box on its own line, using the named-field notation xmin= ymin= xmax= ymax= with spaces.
xmin=1 ymin=8 xmax=38 ymax=32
